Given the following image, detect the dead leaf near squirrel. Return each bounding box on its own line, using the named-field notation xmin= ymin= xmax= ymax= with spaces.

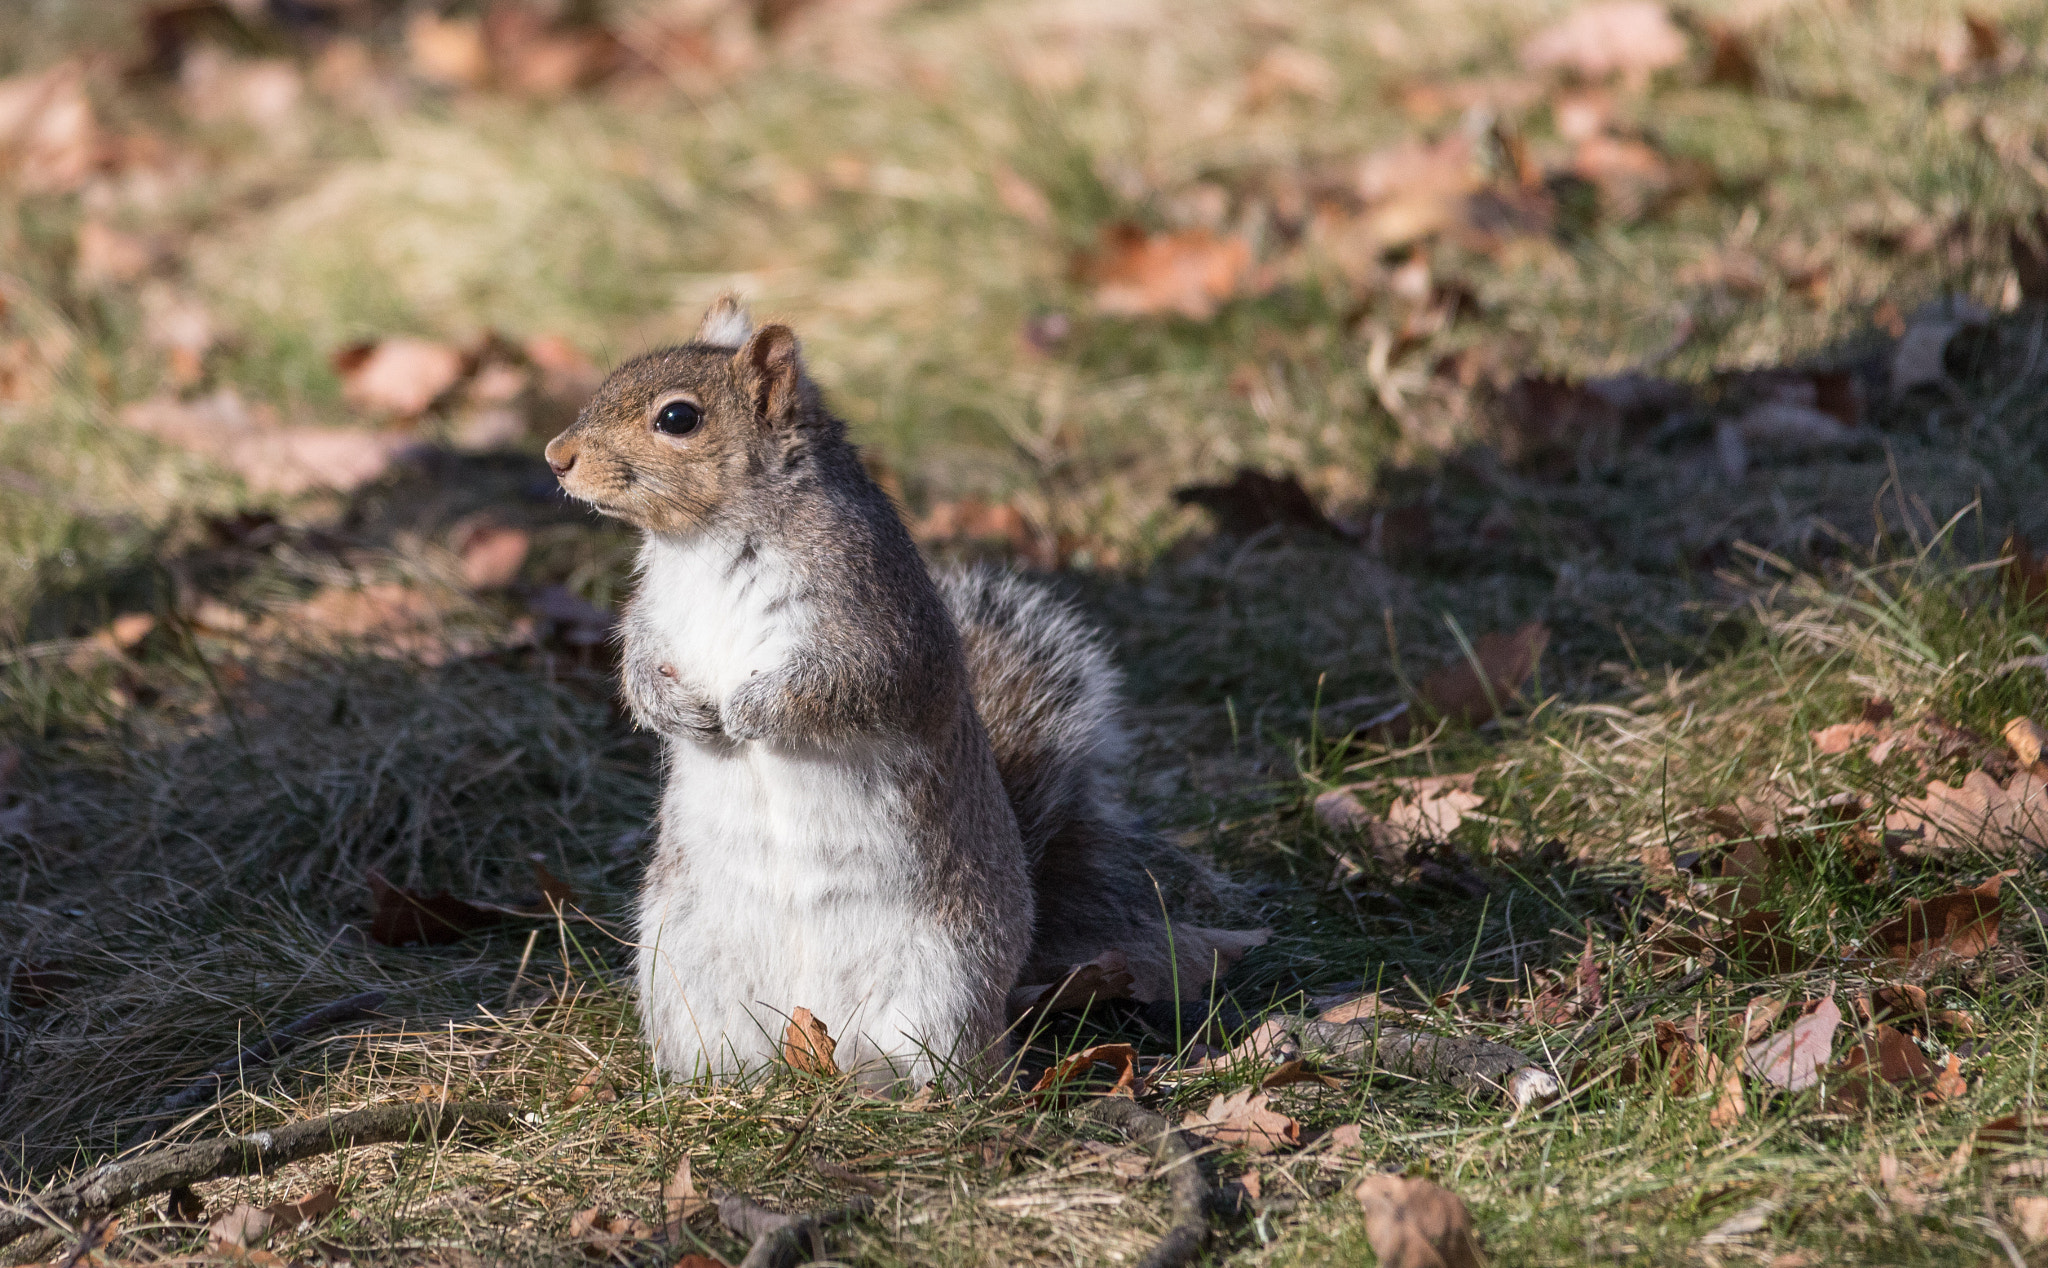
xmin=784 ymin=1007 xmax=841 ymax=1076
xmin=1354 ymin=1173 xmax=1485 ymax=1268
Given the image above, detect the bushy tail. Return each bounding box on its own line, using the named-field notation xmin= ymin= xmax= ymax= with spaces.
xmin=936 ymin=565 xmax=1258 ymax=1000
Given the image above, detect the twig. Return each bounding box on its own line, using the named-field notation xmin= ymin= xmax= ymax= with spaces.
xmin=1079 ymin=1098 xmax=1211 ymax=1268
xmin=122 ymin=992 xmax=390 ymax=1150
xmin=715 ymin=1193 xmax=872 ymax=1268
xmin=1295 ymin=1017 xmax=1561 ymax=1108
xmin=0 ymin=1101 xmax=516 ymax=1255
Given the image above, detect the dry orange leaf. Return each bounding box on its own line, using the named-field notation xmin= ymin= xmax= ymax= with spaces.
xmin=1354 ymin=1173 xmax=1484 ymax=1268
xmin=1006 ymin=948 xmax=1137 ymax=1019
xmin=1186 ymin=1016 xmax=1298 ymax=1074
xmin=1181 ymin=1088 xmax=1301 ymax=1154
xmin=264 ymin=1185 xmax=339 ymax=1231
xmin=1867 ymin=873 xmax=2010 ymax=963
xmin=1812 ymin=720 xmax=1883 ymax=755
xmin=1260 ymin=1059 xmax=1344 ymax=1091
xmin=121 ymin=390 xmax=412 ymax=497
xmin=1030 ymin=1042 xmax=1140 ymax=1099
xmin=1741 ymin=996 xmax=1840 ymax=1092
xmin=1316 ymin=992 xmax=1393 ymax=1025
xmin=783 ymin=1006 xmax=840 ymax=1077
xmin=1521 ymin=2 xmax=1686 ymax=88
xmin=0 ymin=61 xmax=99 ymax=195
xmin=454 ymin=522 xmax=531 ymax=590
xmin=662 ymin=1155 xmax=707 ymax=1233
xmin=1089 ymin=223 xmax=1255 ymax=321
xmin=334 ymin=337 xmax=467 ymax=417
xmin=1417 ymin=621 xmax=1548 ymax=725
xmin=2004 ymin=716 xmax=2048 ymax=769
xmin=1886 ymin=770 xmax=2048 ymax=856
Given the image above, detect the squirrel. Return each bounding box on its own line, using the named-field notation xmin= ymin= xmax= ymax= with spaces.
xmin=544 ymin=296 xmax=1252 ymax=1087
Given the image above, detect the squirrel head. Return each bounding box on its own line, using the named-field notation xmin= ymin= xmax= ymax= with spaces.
xmin=543 ymin=295 xmax=828 ymax=534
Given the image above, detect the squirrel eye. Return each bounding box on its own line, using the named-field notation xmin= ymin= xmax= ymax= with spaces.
xmin=653 ymin=400 xmax=702 ymax=436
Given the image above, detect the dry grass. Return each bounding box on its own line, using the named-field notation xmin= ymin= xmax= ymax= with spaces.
xmin=8 ymin=0 xmax=2048 ymax=1264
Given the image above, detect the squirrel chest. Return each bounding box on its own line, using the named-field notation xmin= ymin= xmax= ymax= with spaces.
xmin=629 ymin=530 xmax=989 ymax=1083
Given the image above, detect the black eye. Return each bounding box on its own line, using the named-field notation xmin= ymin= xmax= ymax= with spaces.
xmin=653 ymin=400 xmax=702 ymax=436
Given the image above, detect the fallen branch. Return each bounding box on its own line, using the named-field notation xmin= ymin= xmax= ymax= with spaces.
xmin=1080 ymin=1098 xmax=1211 ymax=1268
xmin=0 ymin=1101 xmax=516 ymax=1256
xmin=1296 ymin=1018 xmax=1560 ymax=1108
xmin=122 ymin=991 xmax=390 ymax=1149
xmin=715 ymin=1193 xmax=872 ymax=1268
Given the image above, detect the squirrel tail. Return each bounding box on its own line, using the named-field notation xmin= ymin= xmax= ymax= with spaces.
xmin=937 ymin=565 xmax=1256 ymax=1000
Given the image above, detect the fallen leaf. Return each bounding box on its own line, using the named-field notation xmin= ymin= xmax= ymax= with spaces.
xmin=1703 ymin=20 xmax=1762 ymax=89
xmin=1172 ymin=468 xmax=1344 ymax=537
xmin=0 ymin=61 xmax=99 ymax=195
xmin=120 ymin=390 xmax=412 ymax=496
xmin=1242 ymin=44 xmax=1338 ymax=108
xmin=1868 ymin=873 xmax=2010 ymax=962
xmin=1316 ymin=992 xmax=1393 ymax=1024
xmin=2005 ymin=534 xmax=2048 ymax=609
xmin=1323 ymin=1123 xmax=1366 ymax=1156
xmin=1354 ymin=1173 xmax=1484 ymax=1268
xmin=272 ymin=583 xmax=468 ymax=662
xmin=662 ymin=1155 xmax=707 ymax=1232
xmin=1891 ymin=296 xmax=1988 ymax=395
xmin=524 ymin=333 xmax=601 ymax=405
xmin=1742 ymin=995 xmax=1841 ymax=1091
xmin=484 ymin=5 xmax=624 ymax=98
xmin=1087 ymin=223 xmax=1255 ymax=321
xmin=453 ymin=522 xmax=530 ymax=590
xmin=1521 ymin=2 xmax=1686 ymax=90
xmin=1572 ymin=133 xmax=1675 ymax=221
xmin=263 ymin=1185 xmax=339 ymax=1231
xmin=1887 ymin=771 xmax=2048 ymax=857
xmin=181 ymin=49 xmax=303 ymax=134
xmin=1181 ymin=1088 xmax=1301 ymax=1154
xmin=784 ymin=1006 xmax=841 ymax=1077
xmin=334 ymin=337 xmax=467 ymax=417
xmin=9 ymin=960 xmax=82 ymax=1009
xmin=1927 ymin=1053 xmax=1967 ymax=1103
xmin=1416 ymin=622 xmax=1548 ymax=725
xmin=1030 ymin=1042 xmax=1140 ymax=1099
xmin=367 ymin=870 xmax=512 ymax=946
xmin=1007 ymin=948 xmax=1137 ymax=1019
xmin=408 ymin=13 xmax=490 ymax=87
xmin=1385 ymin=775 xmax=1485 ymax=842
xmin=2004 ymin=717 xmax=2048 ymax=769
xmin=2015 ymin=1195 xmax=2048 ymax=1242
xmin=74 ymin=221 xmax=155 ymax=288
xmin=1186 ymin=1016 xmax=1298 ymax=1073
xmin=1315 ymin=787 xmax=1377 ymax=833
xmin=1344 ymin=133 xmax=1483 ymax=250
xmin=208 ymin=1203 xmax=274 ymax=1250
xmin=1813 ymin=720 xmax=1882 ymax=755
xmin=567 ymin=1207 xmax=656 ymax=1253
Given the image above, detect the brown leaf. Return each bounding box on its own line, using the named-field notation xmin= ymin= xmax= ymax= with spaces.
xmin=263 ymin=1185 xmax=339 ymax=1231
xmin=1572 ymin=134 xmax=1676 ymax=221
xmin=1521 ymin=2 xmax=1686 ymax=89
xmin=1242 ymin=45 xmax=1338 ymax=108
xmin=662 ymin=1155 xmax=707 ymax=1233
xmin=208 ymin=1203 xmax=274 ymax=1250
xmin=121 ymin=390 xmax=413 ymax=496
xmin=1867 ymin=873 xmax=2010 ymax=963
xmin=1006 ymin=948 xmax=1136 ymax=1019
xmin=75 ymin=221 xmax=155 ymax=288
xmin=1926 ymin=1053 xmax=1967 ymax=1104
xmin=1812 ymin=720 xmax=1882 ymax=755
xmin=1886 ymin=771 xmax=2048 ymax=856
xmin=1030 ymin=1042 xmax=1140 ymax=1099
xmin=271 ymin=583 xmax=468 ymax=663
xmin=2014 ymin=1194 xmax=2048 ymax=1243
xmin=524 ymin=333 xmax=601 ymax=405
xmin=783 ymin=1006 xmax=840 ymax=1076
xmin=408 ymin=14 xmax=490 ymax=87
xmin=1354 ymin=1173 xmax=1484 ymax=1268
xmin=1181 ymin=1088 xmax=1301 ymax=1154
xmin=1416 ymin=622 xmax=1548 ymax=725
xmin=564 ymin=1064 xmax=615 ymax=1106
xmin=1173 ymin=468 xmax=1343 ymax=537
xmin=1703 ymin=21 xmax=1761 ymax=89
xmin=1742 ymin=995 xmax=1840 ymax=1091
xmin=9 ymin=960 xmax=82 ymax=1009
xmin=2004 ymin=717 xmax=2048 ymax=769
xmin=334 ymin=337 xmax=467 ymax=417
xmin=1316 ymin=992 xmax=1393 ymax=1025
xmin=1490 ymin=376 xmax=1623 ymax=472
xmin=484 ymin=5 xmax=624 ymax=98
xmin=454 ymin=522 xmax=530 ymax=590
xmin=1187 ymin=1016 xmax=1298 ymax=1073
xmin=567 ymin=1207 xmax=656 ymax=1251
xmin=0 ymin=62 xmax=99 ymax=195
xmin=1087 ymin=223 xmax=1255 ymax=321
xmin=2006 ymin=534 xmax=2048 ymax=609
xmin=367 ymin=870 xmax=511 ymax=947
xmin=1386 ymin=775 xmax=1486 ymax=843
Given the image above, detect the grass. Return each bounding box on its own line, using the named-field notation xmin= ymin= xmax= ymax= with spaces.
xmin=7 ymin=0 xmax=2048 ymax=1263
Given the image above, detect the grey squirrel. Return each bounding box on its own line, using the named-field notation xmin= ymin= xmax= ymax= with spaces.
xmin=544 ymin=296 xmax=1255 ymax=1086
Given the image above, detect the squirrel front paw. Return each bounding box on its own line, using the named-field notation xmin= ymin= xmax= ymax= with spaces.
xmin=623 ymin=659 xmax=726 ymax=743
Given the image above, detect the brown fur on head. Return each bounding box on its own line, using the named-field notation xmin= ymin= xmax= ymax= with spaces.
xmin=543 ymin=296 xmax=828 ymax=535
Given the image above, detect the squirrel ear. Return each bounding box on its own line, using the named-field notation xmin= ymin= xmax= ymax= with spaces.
xmin=735 ymin=324 xmax=803 ymax=426
xmin=694 ymin=293 xmax=754 ymax=347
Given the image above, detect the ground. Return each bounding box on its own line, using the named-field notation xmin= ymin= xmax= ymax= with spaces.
xmin=6 ymin=0 xmax=2048 ymax=1264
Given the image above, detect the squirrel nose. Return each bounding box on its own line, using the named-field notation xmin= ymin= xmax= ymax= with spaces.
xmin=544 ymin=436 xmax=577 ymax=477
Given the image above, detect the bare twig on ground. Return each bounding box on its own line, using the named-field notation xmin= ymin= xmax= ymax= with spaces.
xmin=1295 ymin=1017 xmax=1561 ymax=1107
xmin=1081 ymin=1098 xmax=1212 ymax=1268
xmin=715 ymin=1192 xmax=873 ymax=1268
xmin=120 ymin=991 xmax=390 ymax=1150
xmin=0 ymin=1101 xmax=516 ymax=1257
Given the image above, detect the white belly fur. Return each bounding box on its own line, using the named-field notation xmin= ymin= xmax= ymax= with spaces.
xmin=631 ymin=531 xmax=984 ymax=1086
